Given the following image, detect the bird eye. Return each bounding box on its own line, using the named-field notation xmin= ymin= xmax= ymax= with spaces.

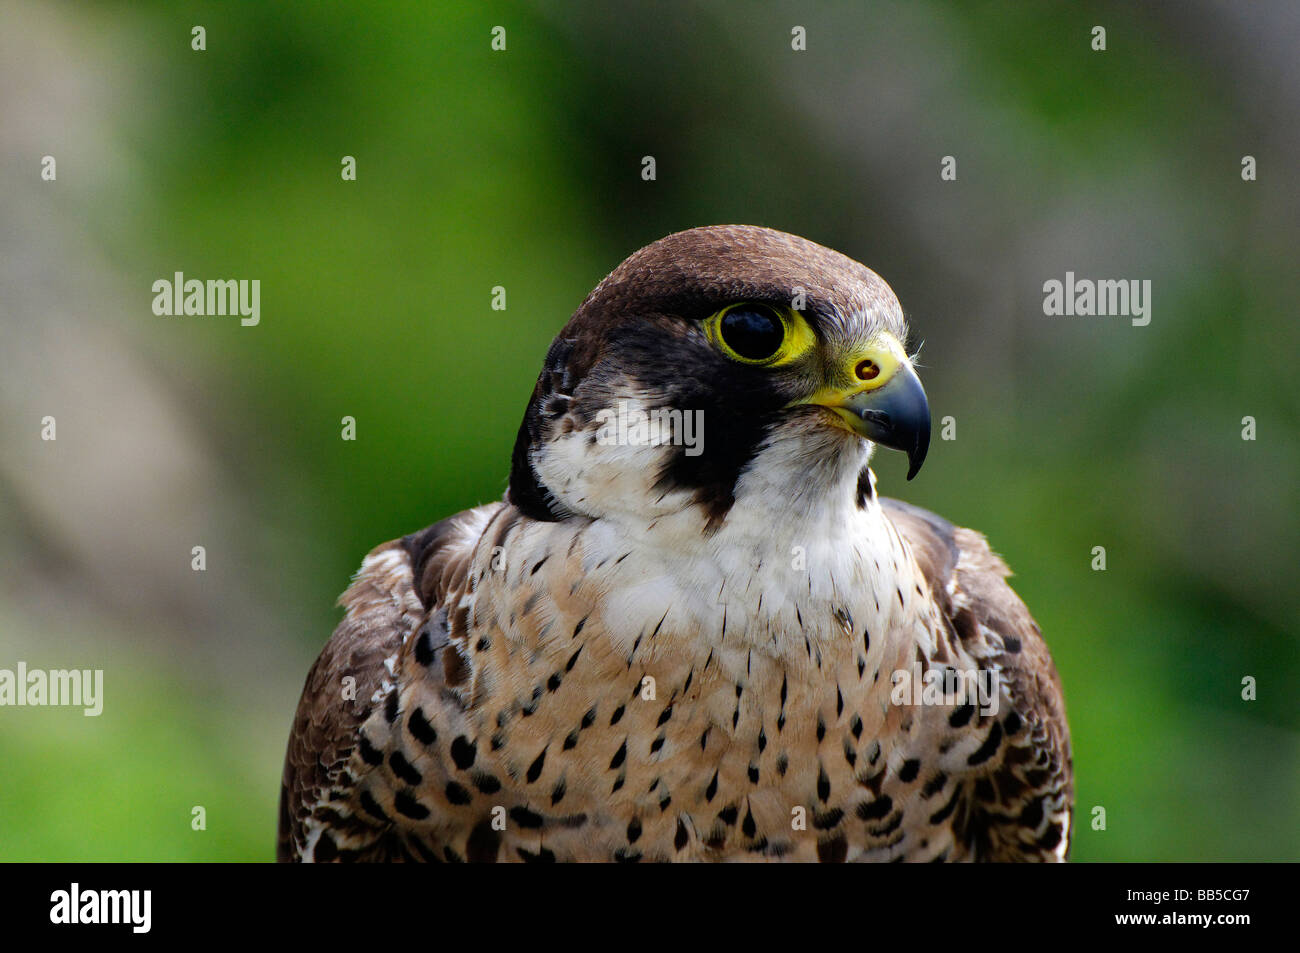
xmin=717 ymin=305 xmax=786 ymax=362
xmin=855 ymin=359 xmax=880 ymax=381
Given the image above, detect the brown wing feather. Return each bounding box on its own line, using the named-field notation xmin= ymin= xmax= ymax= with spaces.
xmin=277 ymin=506 xmax=495 ymax=862
xmin=882 ymin=497 xmax=1074 ymax=861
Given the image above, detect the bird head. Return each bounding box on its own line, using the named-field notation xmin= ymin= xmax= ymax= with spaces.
xmin=508 ymin=225 xmax=929 ymax=526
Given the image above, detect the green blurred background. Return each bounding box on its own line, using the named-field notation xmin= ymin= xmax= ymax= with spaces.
xmin=1 ymin=0 xmax=1296 ymax=861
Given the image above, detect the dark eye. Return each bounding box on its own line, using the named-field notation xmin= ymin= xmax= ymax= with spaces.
xmin=719 ymin=305 xmax=785 ymax=361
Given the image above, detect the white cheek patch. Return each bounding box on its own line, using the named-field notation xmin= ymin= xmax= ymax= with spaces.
xmin=534 ymin=393 xmax=699 ymax=521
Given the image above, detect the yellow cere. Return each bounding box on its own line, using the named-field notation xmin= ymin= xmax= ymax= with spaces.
xmin=799 ymin=331 xmax=911 ymax=408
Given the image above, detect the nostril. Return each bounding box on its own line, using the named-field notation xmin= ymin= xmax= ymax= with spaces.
xmin=855 ymin=359 xmax=880 ymax=382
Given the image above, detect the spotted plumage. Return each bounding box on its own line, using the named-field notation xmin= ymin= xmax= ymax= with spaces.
xmin=278 ymin=225 xmax=1072 ymax=862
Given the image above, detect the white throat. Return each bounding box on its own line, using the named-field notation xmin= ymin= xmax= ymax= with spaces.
xmin=569 ymin=416 xmax=917 ymax=670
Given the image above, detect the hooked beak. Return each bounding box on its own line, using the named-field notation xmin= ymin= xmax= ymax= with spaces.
xmin=799 ymin=333 xmax=931 ymax=480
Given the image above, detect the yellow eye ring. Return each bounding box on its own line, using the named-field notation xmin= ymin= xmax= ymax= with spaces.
xmin=705 ymin=303 xmax=817 ymax=366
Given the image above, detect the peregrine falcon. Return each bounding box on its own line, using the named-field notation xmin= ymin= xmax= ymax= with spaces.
xmin=278 ymin=225 xmax=1073 ymax=863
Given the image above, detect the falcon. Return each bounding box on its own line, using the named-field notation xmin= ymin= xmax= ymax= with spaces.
xmin=278 ymin=225 xmax=1073 ymax=862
